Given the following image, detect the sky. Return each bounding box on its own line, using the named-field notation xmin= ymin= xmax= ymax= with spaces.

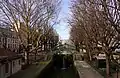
xmin=54 ymin=0 xmax=70 ymax=40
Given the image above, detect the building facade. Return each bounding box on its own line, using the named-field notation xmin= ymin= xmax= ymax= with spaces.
xmin=0 ymin=48 xmax=22 ymax=78
xmin=0 ymin=27 xmax=20 ymax=52
xmin=0 ymin=27 xmax=22 ymax=78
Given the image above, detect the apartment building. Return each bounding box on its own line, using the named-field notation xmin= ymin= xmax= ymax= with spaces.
xmin=0 ymin=27 xmax=20 ymax=52
xmin=0 ymin=27 xmax=22 ymax=78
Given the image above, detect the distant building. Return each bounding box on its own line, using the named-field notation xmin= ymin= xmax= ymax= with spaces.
xmin=0 ymin=27 xmax=20 ymax=53
xmin=61 ymin=39 xmax=74 ymax=45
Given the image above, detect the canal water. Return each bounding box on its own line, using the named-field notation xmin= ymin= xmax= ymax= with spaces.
xmin=38 ymin=65 xmax=79 ymax=78
xmin=38 ymin=54 xmax=79 ymax=78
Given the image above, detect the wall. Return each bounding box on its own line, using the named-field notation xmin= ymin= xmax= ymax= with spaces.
xmin=7 ymin=38 xmax=19 ymax=52
xmin=0 ymin=62 xmax=11 ymax=78
xmin=0 ymin=58 xmax=22 ymax=78
xmin=12 ymin=59 xmax=21 ymax=74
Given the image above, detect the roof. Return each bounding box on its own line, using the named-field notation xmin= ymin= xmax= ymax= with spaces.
xmin=0 ymin=48 xmax=22 ymax=64
xmin=95 ymin=56 xmax=106 ymax=59
xmin=95 ymin=54 xmax=106 ymax=59
xmin=0 ymin=27 xmax=18 ymax=38
xmin=61 ymin=51 xmax=72 ymax=55
xmin=0 ymin=48 xmax=17 ymax=58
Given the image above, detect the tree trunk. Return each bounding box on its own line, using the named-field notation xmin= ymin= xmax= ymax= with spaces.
xmin=27 ymin=52 xmax=29 ymax=65
xmin=35 ymin=53 xmax=37 ymax=61
xmin=24 ymin=51 xmax=27 ymax=64
xmin=106 ymin=54 xmax=110 ymax=78
xmin=86 ymin=45 xmax=92 ymax=61
xmin=88 ymin=51 xmax=92 ymax=61
xmin=34 ymin=50 xmax=37 ymax=61
xmin=24 ymin=51 xmax=30 ymax=65
xmin=75 ymin=43 xmax=79 ymax=52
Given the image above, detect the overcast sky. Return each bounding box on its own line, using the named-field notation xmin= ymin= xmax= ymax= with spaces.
xmin=54 ymin=0 xmax=70 ymax=40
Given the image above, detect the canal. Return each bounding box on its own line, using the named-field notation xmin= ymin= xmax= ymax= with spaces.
xmin=38 ymin=65 xmax=79 ymax=78
xmin=37 ymin=53 xmax=79 ymax=78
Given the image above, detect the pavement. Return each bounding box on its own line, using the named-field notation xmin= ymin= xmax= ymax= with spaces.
xmin=8 ymin=61 xmax=50 ymax=78
xmin=74 ymin=61 xmax=104 ymax=78
xmin=111 ymin=72 xmax=120 ymax=78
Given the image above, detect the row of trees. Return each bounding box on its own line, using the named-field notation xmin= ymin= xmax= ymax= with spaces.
xmin=0 ymin=0 xmax=60 ymax=64
xmin=69 ymin=0 xmax=120 ymax=78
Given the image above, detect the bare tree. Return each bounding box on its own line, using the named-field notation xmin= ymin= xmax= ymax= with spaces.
xmin=0 ymin=0 xmax=61 ymax=64
xmin=70 ymin=0 xmax=119 ymax=77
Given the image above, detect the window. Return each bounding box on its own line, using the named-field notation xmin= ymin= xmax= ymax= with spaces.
xmin=8 ymin=44 xmax=10 ymax=48
xmin=19 ymin=60 xmax=21 ymax=65
xmin=5 ymin=63 xmax=9 ymax=73
xmin=0 ymin=37 xmax=1 ymax=42
xmin=15 ymin=40 xmax=17 ymax=43
xmin=13 ymin=40 xmax=14 ymax=43
xmin=13 ymin=61 xmax=15 ymax=67
xmin=8 ymin=44 xmax=9 ymax=48
xmin=12 ymin=44 xmax=15 ymax=48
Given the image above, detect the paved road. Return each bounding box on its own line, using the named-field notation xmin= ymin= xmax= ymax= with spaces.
xmin=75 ymin=61 xmax=104 ymax=78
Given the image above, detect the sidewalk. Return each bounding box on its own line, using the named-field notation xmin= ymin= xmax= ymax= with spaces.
xmin=8 ymin=61 xmax=50 ymax=78
xmin=112 ymin=72 xmax=120 ymax=78
xmin=74 ymin=61 xmax=104 ymax=78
